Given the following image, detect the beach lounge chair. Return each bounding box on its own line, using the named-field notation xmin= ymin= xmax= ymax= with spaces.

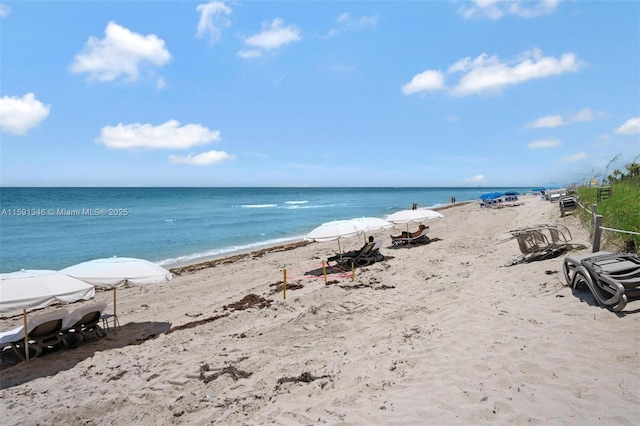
xmin=0 ymin=309 xmax=69 ymax=362
xmin=61 ymin=302 xmax=108 ymax=347
xmin=327 ymin=241 xmax=376 ymax=269
xmin=391 ymin=227 xmax=431 ymax=246
xmin=562 ymin=252 xmax=640 ymax=312
xmin=370 ymin=239 xmax=384 ymax=262
xmin=559 ymin=196 xmax=578 ymax=216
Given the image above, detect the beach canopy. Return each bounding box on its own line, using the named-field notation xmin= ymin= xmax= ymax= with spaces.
xmin=504 ymin=191 xmax=520 ymax=196
xmin=60 ymin=257 xmax=172 ymax=288
xmin=385 ymin=209 xmax=444 ymax=225
xmin=479 ymin=192 xmax=504 ymax=200
xmin=0 ymin=269 xmax=95 ymax=314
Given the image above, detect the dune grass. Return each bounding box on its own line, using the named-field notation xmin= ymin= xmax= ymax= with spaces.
xmin=576 ymin=181 xmax=640 ymax=252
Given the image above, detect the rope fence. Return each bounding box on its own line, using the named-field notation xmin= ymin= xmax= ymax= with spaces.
xmin=573 ymin=201 xmax=639 ymax=252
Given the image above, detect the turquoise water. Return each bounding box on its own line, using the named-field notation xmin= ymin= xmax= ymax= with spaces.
xmin=0 ymin=187 xmax=531 ymax=272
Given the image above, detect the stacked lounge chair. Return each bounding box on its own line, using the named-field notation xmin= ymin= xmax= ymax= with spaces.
xmin=563 ymin=251 xmax=640 ymax=312
xmin=505 ymin=223 xmax=580 ymax=263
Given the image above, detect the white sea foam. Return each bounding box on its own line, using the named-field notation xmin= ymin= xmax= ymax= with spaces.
xmin=285 ymin=200 xmax=308 ymax=204
xmin=158 ymin=235 xmax=306 ymax=268
xmin=240 ymin=204 xmax=278 ymax=208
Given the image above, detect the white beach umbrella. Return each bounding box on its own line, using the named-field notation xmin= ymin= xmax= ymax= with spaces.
xmin=346 ymin=217 xmax=394 ymax=241
xmin=385 ymin=209 xmax=444 ymax=233
xmin=305 ymin=219 xmax=368 ymax=253
xmin=60 ymin=257 xmax=172 ymax=327
xmin=0 ymin=269 xmax=95 ymax=314
xmin=0 ymin=269 xmax=95 ymax=361
xmin=385 ymin=208 xmax=444 ymax=224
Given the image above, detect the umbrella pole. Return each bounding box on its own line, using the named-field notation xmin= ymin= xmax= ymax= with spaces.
xmin=113 ymin=288 xmax=117 ymax=334
xmin=23 ymin=309 xmax=29 ymax=362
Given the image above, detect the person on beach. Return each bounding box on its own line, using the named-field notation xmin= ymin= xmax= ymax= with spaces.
xmin=391 ymin=224 xmax=428 ymax=239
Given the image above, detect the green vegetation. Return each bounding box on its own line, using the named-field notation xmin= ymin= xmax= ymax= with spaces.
xmin=576 ymin=159 xmax=640 ymax=252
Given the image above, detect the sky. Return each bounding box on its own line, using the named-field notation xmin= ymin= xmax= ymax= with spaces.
xmin=0 ymin=0 xmax=638 ymax=187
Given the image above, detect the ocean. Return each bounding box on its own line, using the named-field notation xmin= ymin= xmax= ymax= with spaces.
xmin=0 ymin=187 xmax=532 ymax=273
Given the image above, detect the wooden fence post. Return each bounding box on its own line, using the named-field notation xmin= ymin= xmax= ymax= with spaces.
xmin=593 ymin=215 xmax=603 ymax=252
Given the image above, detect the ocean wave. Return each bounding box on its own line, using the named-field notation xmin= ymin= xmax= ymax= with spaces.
xmin=285 ymin=200 xmax=308 ymax=204
xmin=158 ymin=235 xmax=306 ymax=267
xmin=239 ymin=204 xmax=278 ymax=208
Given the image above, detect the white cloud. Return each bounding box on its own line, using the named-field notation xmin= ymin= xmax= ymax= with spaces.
xmin=69 ymin=21 xmax=171 ymax=82
xmin=465 ymin=174 xmax=486 ymax=183
xmin=196 ymin=1 xmax=232 ymax=44
xmin=332 ymin=12 xmax=378 ymax=34
xmin=526 ymin=108 xmax=598 ymax=128
xmin=560 ymin=152 xmax=588 ymax=163
xmin=237 ymin=49 xmax=262 ymax=59
xmin=404 ymin=48 xmax=581 ymax=97
xmin=450 ymin=48 xmax=581 ymax=97
xmin=527 ymin=138 xmax=561 ymax=149
xmin=169 ymin=150 xmax=235 ymax=165
xmin=569 ymin=108 xmax=595 ymax=123
xmin=243 ymin=18 xmax=301 ymax=50
xmin=0 ymin=3 xmax=10 ymax=17
xmin=401 ymin=70 xmax=445 ymax=95
xmin=526 ymin=115 xmax=565 ymax=128
xmin=0 ymin=93 xmax=50 ymax=135
xmin=97 ymin=120 xmax=220 ymax=150
xmin=458 ymin=0 xmax=559 ymax=20
xmin=614 ymin=117 xmax=640 ymax=135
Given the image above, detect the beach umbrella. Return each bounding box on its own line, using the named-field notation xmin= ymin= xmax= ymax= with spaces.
xmin=60 ymin=257 xmax=172 ymax=329
xmin=0 ymin=269 xmax=95 ymax=361
xmin=385 ymin=209 xmax=444 ymax=234
xmin=385 ymin=209 xmax=444 ymax=224
xmin=346 ymin=217 xmax=394 ymax=241
xmin=305 ymin=219 xmax=368 ymax=253
xmin=479 ymin=192 xmax=504 ymax=200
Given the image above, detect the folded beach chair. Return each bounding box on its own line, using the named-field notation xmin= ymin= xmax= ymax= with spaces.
xmin=61 ymin=302 xmax=108 ymax=347
xmin=327 ymin=241 xmax=376 ymax=269
xmin=391 ymin=227 xmax=431 ymax=246
xmin=0 ymin=309 xmax=69 ymax=362
xmin=562 ymin=251 xmax=640 ymax=312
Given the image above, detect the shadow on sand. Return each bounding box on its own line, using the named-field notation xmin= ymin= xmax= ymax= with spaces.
xmin=0 ymin=321 xmax=171 ymax=390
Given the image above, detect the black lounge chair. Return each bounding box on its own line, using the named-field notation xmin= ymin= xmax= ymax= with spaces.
xmin=0 ymin=309 xmax=70 ymax=361
xmin=391 ymin=227 xmax=431 ymax=246
xmin=327 ymin=241 xmax=376 ymax=269
xmin=563 ymin=251 xmax=640 ymax=312
xmin=61 ymin=302 xmax=108 ymax=348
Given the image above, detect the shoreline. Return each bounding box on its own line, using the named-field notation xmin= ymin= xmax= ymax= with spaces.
xmin=164 ymin=200 xmax=476 ymax=274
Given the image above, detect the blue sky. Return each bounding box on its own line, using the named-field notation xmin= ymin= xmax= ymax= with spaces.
xmin=1 ymin=0 xmax=638 ymax=187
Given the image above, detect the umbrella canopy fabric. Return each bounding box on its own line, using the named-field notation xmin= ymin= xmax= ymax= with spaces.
xmin=385 ymin=209 xmax=444 ymax=225
xmin=479 ymin=192 xmax=504 ymax=200
xmin=305 ymin=219 xmax=368 ymax=243
xmin=347 ymin=217 xmax=394 ymax=232
xmin=60 ymin=257 xmax=172 ymax=288
xmin=0 ymin=269 xmax=95 ymax=314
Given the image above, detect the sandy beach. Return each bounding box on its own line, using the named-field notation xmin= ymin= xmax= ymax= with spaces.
xmin=1 ymin=195 xmax=638 ymax=425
